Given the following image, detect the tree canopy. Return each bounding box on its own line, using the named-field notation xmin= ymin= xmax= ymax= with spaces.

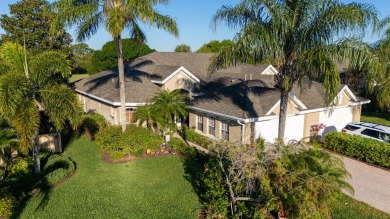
xmin=210 ymin=0 xmax=378 ymax=140
xmin=0 ymin=42 xmax=84 ymax=173
xmin=70 ymin=43 xmax=95 ymax=75
xmin=0 ymin=0 xmax=72 ymax=56
xmin=52 ymin=0 xmax=178 ymax=132
xmin=174 ymin=44 xmax=191 ymax=52
xmin=196 ymin=40 xmax=234 ymax=53
xmin=91 ymin=38 xmax=155 ymax=73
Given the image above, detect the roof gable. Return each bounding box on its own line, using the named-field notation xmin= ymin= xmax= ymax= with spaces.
xmin=260 ymin=65 xmax=279 ymax=75
xmin=151 ymin=66 xmax=200 ymax=84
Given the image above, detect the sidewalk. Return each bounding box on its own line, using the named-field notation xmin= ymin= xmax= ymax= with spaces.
xmin=341 ymin=156 xmax=390 ymax=214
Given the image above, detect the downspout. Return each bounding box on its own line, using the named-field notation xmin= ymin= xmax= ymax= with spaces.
xmin=237 ymin=120 xmax=245 ymax=145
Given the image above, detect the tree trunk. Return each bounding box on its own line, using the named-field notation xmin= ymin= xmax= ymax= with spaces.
xmin=33 ymin=143 xmax=41 ymax=174
xmin=278 ymin=90 xmax=289 ymax=141
xmin=116 ymin=34 xmax=127 ymax=132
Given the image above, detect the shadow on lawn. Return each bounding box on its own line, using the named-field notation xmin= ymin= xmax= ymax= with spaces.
xmin=6 ymin=154 xmax=76 ymax=218
xmin=181 ymin=158 xmax=208 ymax=204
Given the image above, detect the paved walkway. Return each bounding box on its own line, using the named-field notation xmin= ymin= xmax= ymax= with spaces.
xmin=341 ymin=156 xmax=390 ymax=214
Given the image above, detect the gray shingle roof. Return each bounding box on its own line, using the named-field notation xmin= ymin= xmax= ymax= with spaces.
xmin=75 ymin=52 xmax=365 ymax=119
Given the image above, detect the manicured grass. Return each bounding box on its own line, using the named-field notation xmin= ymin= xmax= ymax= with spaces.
xmin=330 ymin=194 xmax=390 ymax=219
xmin=361 ymin=111 xmax=390 ymax=127
xmin=69 ymin=74 xmax=89 ymax=83
xmin=11 ymin=137 xmax=201 ymax=218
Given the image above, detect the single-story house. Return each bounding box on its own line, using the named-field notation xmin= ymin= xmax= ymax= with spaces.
xmin=75 ymin=52 xmax=369 ymax=144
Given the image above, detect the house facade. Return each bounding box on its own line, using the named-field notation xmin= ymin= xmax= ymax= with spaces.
xmin=75 ymin=52 xmax=369 ymax=144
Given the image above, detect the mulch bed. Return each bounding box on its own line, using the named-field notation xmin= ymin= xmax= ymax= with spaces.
xmin=101 ymin=145 xmax=177 ymax=163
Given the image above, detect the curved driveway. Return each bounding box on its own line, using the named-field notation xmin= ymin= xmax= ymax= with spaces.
xmin=341 ymin=156 xmax=390 ymax=214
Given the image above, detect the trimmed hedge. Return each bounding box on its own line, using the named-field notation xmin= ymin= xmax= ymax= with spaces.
xmin=324 ymin=132 xmax=390 ymax=168
xmin=43 ymin=154 xmax=76 ymax=186
xmin=96 ymin=125 xmax=162 ymax=158
xmin=182 ymin=128 xmax=213 ymax=149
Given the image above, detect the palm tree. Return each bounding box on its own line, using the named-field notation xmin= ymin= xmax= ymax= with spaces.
xmin=151 ymin=90 xmax=188 ymax=131
xmin=134 ymin=103 xmax=156 ymax=132
xmin=51 ymin=0 xmax=179 ymax=132
xmin=0 ymin=118 xmax=19 ymax=178
xmin=0 ymin=42 xmax=83 ymax=173
xmin=209 ymin=0 xmax=378 ymax=140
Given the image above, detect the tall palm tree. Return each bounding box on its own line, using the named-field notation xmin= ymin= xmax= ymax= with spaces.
xmin=151 ymin=90 xmax=188 ymax=131
xmin=209 ymin=0 xmax=378 ymax=140
xmin=51 ymin=0 xmax=179 ymax=132
xmin=0 ymin=42 xmax=83 ymax=173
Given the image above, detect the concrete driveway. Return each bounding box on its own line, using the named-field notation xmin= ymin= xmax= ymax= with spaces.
xmin=341 ymin=156 xmax=390 ymax=214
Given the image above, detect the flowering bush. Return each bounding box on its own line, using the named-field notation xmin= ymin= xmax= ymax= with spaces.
xmin=310 ymin=123 xmax=325 ymax=142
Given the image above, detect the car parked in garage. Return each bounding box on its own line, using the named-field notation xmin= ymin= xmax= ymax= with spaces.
xmin=342 ymin=122 xmax=390 ymax=143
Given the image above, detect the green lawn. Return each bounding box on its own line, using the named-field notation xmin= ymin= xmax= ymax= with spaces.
xmin=330 ymin=194 xmax=390 ymax=219
xmin=69 ymin=74 xmax=89 ymax=83
xmin=9 ymin=136 xmax=389 ymax=219
xmin=11 ymin=137 xmax=201 ymax=219
xmin=361 ymin=111 xmax=390 ymax=126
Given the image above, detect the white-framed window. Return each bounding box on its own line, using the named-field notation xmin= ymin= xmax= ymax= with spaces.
xmin=197 ymin=116 xmax=203 ymax=132
xmin=221 ymin=122 xmax=229 ymax=140
xmin=209 ymin=118 xmax=215 ymax=136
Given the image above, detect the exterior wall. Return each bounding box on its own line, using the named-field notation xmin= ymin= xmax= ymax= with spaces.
xmin=215 ymin=120 xmax=221 ymax=139
xmin=319 ymin=107 xmax=353 ymax=131
xmin=229 ymin=125 xmax=242 ymax=142
xmin=189 ymin=112 xmax=197 ymax=129
xmin=352 ymin=106 xmax=362 ymax=122
xmin=78 ymin=94 xmax=116 ymax=125
xmin=272 ymin=99 xmax=300 ymax=115
xmin=163 ymin=70 xmax=195 ymax=92
xmin=188 ymin=110 xmax=243 ymax=142
xmin=303 ymin=112 xmax=320 ymax=138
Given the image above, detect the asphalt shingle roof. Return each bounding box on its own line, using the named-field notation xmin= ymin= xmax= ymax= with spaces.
xmin=75 ymin=52 xmax=365 ymax=119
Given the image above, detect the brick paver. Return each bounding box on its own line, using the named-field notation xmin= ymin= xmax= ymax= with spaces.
xmin=341 ymin=156 xmax=390 ymax=214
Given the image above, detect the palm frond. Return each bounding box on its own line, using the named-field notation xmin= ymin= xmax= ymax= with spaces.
xmin=0 ymin=42 xmax=27 ymax=73
xmin=39 ymin=84 xmax=84 ymax=131
xmin=11 ymin=100 xmax=40 ymax=154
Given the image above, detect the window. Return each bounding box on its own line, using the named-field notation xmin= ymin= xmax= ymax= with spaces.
xmin=197 ymin=116 xmax=203 ymax=132
xmin=221 ymin=122 xmax=229 ymax=140
xmin=209 ymin=118 xmax=215 ymax=136
xmin=361 ymin=129 xmax=380 ymax=138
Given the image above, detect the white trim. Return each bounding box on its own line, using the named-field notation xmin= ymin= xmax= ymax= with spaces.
xmin=188 ymin=106 xmax=247 ymax=123
xmin=151 ymin=66 xmax=200 ymax=84
xmin=260 ymin=65 xmax=279 ymax=75
xmin=264 ymin=93 xmax=307 ymax=116
xmin=288 ymin=93 xmax=308 ymax=109
xmin=338 ymin=85 xmax=358 ymax=101
xmin=265 ymin=101 xmax=280 ymax=116
xmin=75 ymin=89 xmax=146 ymax=107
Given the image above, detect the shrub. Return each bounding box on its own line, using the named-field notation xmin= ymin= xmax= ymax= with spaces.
xmin=79 ymin=113 xmax=108 ymax=140
xmin=169 ymin=137 xmax=209 ymax=164
xmin=0 ymin=189 xmax=17 ymax=218
xmin=43 ymin=154 xmax=75 ymax=186
xmin=9 ymin=157 xmax=33 ymax=177
xmin=96 ymin=125 xmax=162 ymax=158
xmin=182 ymin=128 xmax=212 ymax=149
xmin=324 ymin=132 xmax=390 ymax=168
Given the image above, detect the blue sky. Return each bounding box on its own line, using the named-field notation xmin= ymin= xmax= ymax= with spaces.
xmin=0 ymin=0 xmax=389 ymax=51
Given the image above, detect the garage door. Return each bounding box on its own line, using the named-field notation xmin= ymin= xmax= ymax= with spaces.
xmin=255 ymin=114 xmax=305 ymax=143
xmin=319 ymin=107 xmax=353 ymax=131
